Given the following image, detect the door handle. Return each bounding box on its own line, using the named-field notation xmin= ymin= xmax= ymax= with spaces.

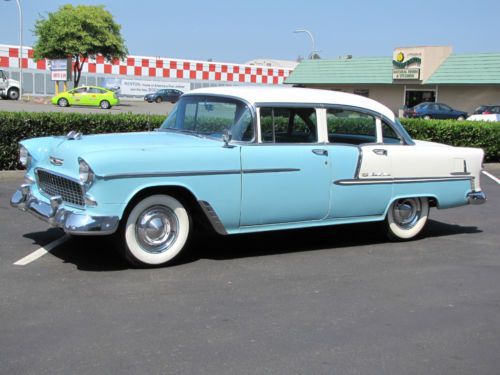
xmin=373 ymin=149 xmax=388 ymax=156
xmin=312 ymin=149 xmax=328 ymax=156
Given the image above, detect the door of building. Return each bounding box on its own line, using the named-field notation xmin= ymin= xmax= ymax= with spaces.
xmin=405 ymin=90 xmax=436 ymax=108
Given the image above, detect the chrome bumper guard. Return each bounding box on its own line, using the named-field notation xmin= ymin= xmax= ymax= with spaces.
xmin=467 ymin=191 xmax=486 ymax=205
xmin=11 ymin=184 xmax=119 ymax=235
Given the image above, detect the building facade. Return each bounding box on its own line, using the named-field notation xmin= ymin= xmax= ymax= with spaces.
xmin=286 ymin=46 xmax=500 ymax=115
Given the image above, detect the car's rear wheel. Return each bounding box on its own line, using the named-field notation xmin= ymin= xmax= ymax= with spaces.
xmin=457 ymin=115 xmax=465 ymax=121
xmin=7 ymin=88 xmax=19 ymax=100
xmin=100 ymin=100 xmax=111 ymax=109
xmin=386 ymin=197 xmax=429 ymax=240
xmin=423 ymin=115 xmax=431 ymax=120
xmin=121 ymin=194 xmax=191 ymax=267
xmin=58 ymin=98 xmax=69 ymax=107
xmin=155 ymin=97 xmax=162 ymax=103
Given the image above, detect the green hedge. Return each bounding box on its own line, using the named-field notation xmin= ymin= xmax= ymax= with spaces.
xmin=0 ymin=112 xmax=164 ymax=170
xmin=400 ymin=118 xmax=500 ymax=162
xmin=0 ymin=111 xmax=499 ymax=170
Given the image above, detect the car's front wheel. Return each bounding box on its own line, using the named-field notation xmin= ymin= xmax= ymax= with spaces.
xmin=457 ymin=115 xmax=466 ymax=121
xmin=7 ymin=88 xmax=19 ymax=100
xmin=58 ymin=98 xmax=69 ymax=107
xmin=386 ymin=197 xmax=429 ymax=240
xmin=121 ymin=195 xmax=191 ymax=267
xmin=100 ymin=100 xmax=111 ymax=109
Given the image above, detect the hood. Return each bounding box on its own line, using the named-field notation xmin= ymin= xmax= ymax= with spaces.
xmin=7 ymin=78 xmax=20 ymax=87
xmin=27 ymin=131 xmax=222 ymax=176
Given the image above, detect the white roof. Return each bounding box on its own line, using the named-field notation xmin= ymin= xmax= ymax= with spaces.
xmin=185 ymin=86 xmax=395 ymax=120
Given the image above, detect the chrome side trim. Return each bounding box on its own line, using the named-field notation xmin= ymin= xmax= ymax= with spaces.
xmin=450 ymin=172 xmax=471 ymax=176
xmin=467 ymin=191 xmax=486 ymax=205
xmin=198 ymin=200 xmax=228 ymax=235
xmin=242 ymin=168 xmax=300 ymax=174
xmin=101 ymin=168 xmax=300 ymax=180
xmin=334 ymin=176 xmax=472 ymax=185
xmin=354 ymin=146 xmax=363 ymax=178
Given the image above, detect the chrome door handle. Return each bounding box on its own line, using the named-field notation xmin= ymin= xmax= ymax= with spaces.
xmin=373 ymin=149 xmax=388 ymax=156
xmin=312 ymin=149 xmax=328 ymax=156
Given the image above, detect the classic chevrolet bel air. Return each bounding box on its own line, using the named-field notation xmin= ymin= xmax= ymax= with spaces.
xmin=11 ymin=86 xmax=486 ymax=267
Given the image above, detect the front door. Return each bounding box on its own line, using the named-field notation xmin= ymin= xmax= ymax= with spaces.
xmin=240 ymin=107 xmax=331 ymax=226
xmin=240 ymin=146 xmax=331 ymax=226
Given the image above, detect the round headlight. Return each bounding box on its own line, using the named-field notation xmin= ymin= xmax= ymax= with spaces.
xmin=19 ymin=146 xmax=31 ymax=167
xmin=79 ymin=158 xmax=94 ymax=184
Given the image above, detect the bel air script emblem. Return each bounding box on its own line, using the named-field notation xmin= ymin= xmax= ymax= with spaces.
xmin=50 ymin=157 xmax=64 ymax=166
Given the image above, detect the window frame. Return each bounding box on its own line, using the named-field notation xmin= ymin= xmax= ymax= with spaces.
xmin=324 ymin=104 xmax=412 ymax=146
xmin=258 ymin=106 xmax=320 ymax=145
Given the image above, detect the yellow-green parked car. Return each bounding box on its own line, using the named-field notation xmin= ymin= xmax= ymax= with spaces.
xmin=51 ymin=86 xmax=119 ymax=109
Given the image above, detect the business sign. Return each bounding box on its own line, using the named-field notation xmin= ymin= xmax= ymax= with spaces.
xmin=393 ymin=68 xmax=420 ymax=80
xmin=392 ymin=50 xmax=422 ymax=80
xmin=119 ymin=79 xmax=190 ymax=96
xmin=51 ymin=70 xmax=68 ymax=81
xmin=49 ymin=58 xmax=72 ymax=81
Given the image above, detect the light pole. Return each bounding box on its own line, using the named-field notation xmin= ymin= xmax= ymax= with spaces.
xmin=293 ymin=29 xmax=317 ymax=59
xmin=4 ymin=0 xmax=22 ymax=99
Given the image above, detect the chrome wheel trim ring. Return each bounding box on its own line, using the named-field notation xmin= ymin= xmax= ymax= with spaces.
xmin=135 ymin=205 xmax=179 ymax=254
xmin=392 ymin=198 xmax=422 ymax=229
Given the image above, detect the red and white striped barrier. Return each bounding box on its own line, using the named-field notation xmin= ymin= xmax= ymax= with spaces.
xmin=0 ymin=44 xmax=292 ymax=84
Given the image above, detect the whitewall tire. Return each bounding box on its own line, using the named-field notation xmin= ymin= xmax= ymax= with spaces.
xmin=386 ymin=197 xmax=429 ymax=240
xmin=123 ymin=194 xmax=190 ymax=267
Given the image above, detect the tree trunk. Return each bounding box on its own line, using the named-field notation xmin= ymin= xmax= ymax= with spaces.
xmin=73 ymin=55 xmax=85 ymax=88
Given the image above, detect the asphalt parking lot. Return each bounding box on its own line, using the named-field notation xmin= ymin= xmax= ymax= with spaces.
xmin=0 ymin=97 xmax=175 ymax=115
xmin=0 ymin=169 xmax=499 ymax=375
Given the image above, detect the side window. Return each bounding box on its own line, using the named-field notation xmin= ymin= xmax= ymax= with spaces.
xmin=382 ymin=122 xmax=402 ymax=144
xmin=260 ymin=107 xmax=317 ymax=143
xmin=327 ymin=108 xmax=376 ymax=145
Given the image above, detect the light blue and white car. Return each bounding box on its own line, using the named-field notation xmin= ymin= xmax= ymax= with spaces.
xmin=11 ymin=87 xmax=486 ymax=267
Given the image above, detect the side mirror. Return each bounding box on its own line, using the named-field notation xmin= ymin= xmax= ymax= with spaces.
xmin=222 ymin=130 xmax=233 ymax=148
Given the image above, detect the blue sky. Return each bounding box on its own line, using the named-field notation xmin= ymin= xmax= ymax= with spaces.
xmin=2 ymin=0 xmax=499 ymax=63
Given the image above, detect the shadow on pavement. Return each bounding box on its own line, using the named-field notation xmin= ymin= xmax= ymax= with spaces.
xmin=22 ymin=219 xmax=481 ymax=271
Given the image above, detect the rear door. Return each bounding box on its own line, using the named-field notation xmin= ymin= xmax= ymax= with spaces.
xmin=325 ymin=107 xmax=392 ymax=218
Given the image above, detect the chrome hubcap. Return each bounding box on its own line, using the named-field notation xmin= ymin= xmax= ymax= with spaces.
xmin=135 ymin=205 xmax=178 ymax=253
xmin=393 ymin=198 xmax=421 ymax=229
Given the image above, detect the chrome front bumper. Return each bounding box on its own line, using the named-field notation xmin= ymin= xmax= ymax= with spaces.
xmin=467 ymin=191 xmax=486 ymax=205
xmin=11 ymin=184 xmax=119 ymax=235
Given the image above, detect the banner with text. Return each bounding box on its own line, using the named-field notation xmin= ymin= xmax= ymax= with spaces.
xmin=119 ymin=79 xmax=190 ymax=96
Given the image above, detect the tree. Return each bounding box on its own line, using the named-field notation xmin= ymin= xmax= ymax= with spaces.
xmin=33 ymin=5 xmax=128 ymax=88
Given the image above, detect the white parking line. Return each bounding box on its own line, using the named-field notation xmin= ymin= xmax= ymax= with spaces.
xmin=482 ymin=170 xmax=500 ymax=184
xmin=13 ymin=235 xmax=70 ymax=266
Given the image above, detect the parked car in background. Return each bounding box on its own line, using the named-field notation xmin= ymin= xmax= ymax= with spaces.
xmin=404 ymin=102 xmax=468 ymax=120
xmin=51 ymin=86 xmax=119 ymax=109
xmin=144 ymin=89 xmax=183 ymax=103
xmin=473 ymin=105 xmax=500 ymax=115
xmin=0 ymin=69 xmax=20 ymax=100
xmin=12 ymin=86 xmax=485 ymax=267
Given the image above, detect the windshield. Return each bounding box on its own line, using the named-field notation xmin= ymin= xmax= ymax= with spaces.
xmin=160 ymin=95 xmax=254 ymax=142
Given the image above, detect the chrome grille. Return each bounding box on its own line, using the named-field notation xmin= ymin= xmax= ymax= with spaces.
xmin=36 ymin=169 xmax=85 ymax=207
